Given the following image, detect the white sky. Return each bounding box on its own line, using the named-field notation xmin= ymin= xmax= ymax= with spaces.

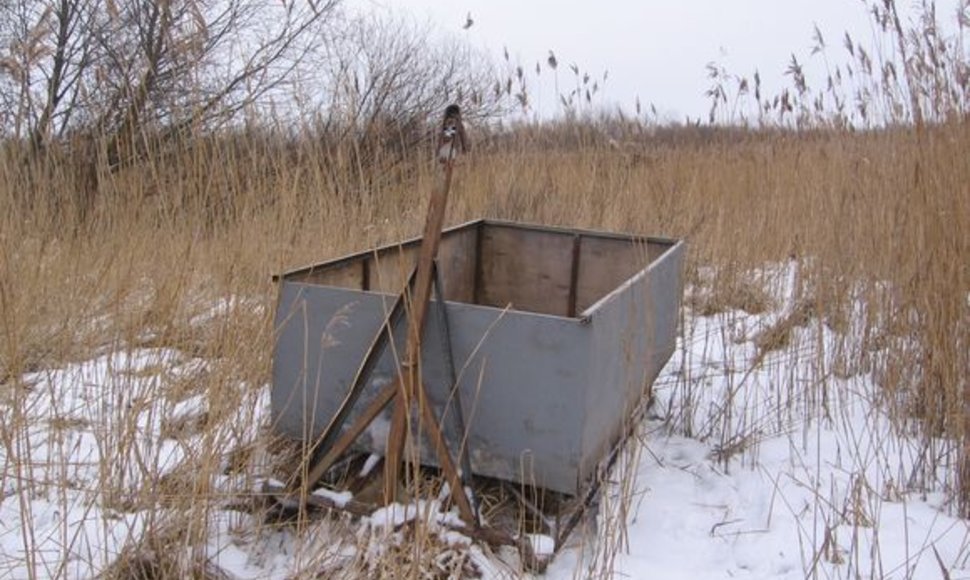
xmin=360 ymin=0 xmax=961 ymax=121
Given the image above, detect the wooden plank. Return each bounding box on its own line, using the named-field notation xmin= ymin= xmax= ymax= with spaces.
xmin=291 ymin=228 xmax=475 ymax=299
xmin=276 ymin=219 xmax=482 ymax=282
xmin=297 ymin=261 xmax=363 ymax=289
xmin=478 ymin=228 xmax=575 ymax=316
xmin=369 ymin=246 xmax=419 ymax=294
xmin=575 ymin=237 xmax=651 ymax=314
xmin=436 ymin=227 xmax=477 ymax=303
xmin=275 ymin=219 xmax=677 ymax=285
xmin=479 ymin=219 xmax=676 ymax=246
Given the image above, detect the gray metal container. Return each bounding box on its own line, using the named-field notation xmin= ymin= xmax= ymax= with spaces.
xmin=271 ymin=219 xmax=685 ymax=496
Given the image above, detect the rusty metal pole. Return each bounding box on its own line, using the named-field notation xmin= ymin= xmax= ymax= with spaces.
xmin=382 ymin=106 xmax=473 ymax=523
xmin=382 ymin=159 xmax=454 ymax=501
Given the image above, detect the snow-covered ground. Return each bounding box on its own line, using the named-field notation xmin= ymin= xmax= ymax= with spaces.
xmin=0 ymin=345 xmax=267 ymax=578
xmin=549 ymin=280 xmax=970 ymax=579
xmin=2 ymin=265 xmax=968 ymax=578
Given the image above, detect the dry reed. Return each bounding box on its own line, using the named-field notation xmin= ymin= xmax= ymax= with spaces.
xmin=1 ymin=0 xmax=969 ymax=575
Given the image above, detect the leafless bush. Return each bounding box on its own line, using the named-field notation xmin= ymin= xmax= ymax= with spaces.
xmin=306 ymin=12 xmax=508 ymax=182
xmin=0 ymin=0 xmax=339 ymax=146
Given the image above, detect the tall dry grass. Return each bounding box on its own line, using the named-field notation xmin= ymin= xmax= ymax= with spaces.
xmin=1 ymin=0 xmax=969 ymax=571
xmin=0 ymin=114 xmax=966 ymax=577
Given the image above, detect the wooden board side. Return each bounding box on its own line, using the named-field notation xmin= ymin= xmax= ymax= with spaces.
xmin=478 ymin=227 xmax=575 ymax=316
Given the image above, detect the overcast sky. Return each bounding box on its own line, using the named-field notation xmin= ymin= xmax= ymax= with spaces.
xmin=360 ymin=0 xmax=960 ymax=121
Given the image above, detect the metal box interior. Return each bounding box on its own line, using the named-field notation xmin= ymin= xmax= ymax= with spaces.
xmin=271 ymin=219 xmax=685 ymax=495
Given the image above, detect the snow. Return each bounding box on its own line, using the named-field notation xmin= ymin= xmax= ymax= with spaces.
xmin=0 ymin=345 xmax=266 ymax=579
xmin=366 ymin=503 xmax=416 ymax=529
xmin=359 ymin=453 xmax=381 ymax=477
xmin=526 ymin=534 xmax=556 ymax=557
xmin=3 ymin=272 xmax=970 ymax=578
xmin=312 ymin=487 xmax=354 ymax=508
xmin=546 ymin=263 xmax=970 ymax=580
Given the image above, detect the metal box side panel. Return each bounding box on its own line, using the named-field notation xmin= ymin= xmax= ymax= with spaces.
xmin=441 ymin=302 xmax=590 ymax=494
xmin=271 ymin=282 xmax=591 ymax=495
xmin=271 ymin=283 xmax=400 ymax=442
xmin=579 ymin=241 xmax=685 ymax=483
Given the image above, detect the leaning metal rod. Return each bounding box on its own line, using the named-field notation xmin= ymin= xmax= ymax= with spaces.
xmin=384 ymin=153 xmax=475 ymax=524
xmin=382 ymin=112 xmax=461 ymax=505
xmin=415 ymin=372 xmax=476 ymax=522
xmin=430 ymin=259 xmax=480 ymax=523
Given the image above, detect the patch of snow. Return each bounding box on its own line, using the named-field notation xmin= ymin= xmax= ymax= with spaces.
xmin=311 ymin=488 xmax=354 ymax=508
xmin=544 ymin=264 xmax=970 ymax=580
xmin=189 ymin=296 xmax=265 ymax=329
xmin=367 ymin=503 xmax=419 ymax=529
xmin=359 ymin=453 xmax=381 ymax=477
xmin=526 ymin=533 xmax=556 ymax=557
xmin=168 ymin=393 xmax=207 ymax=424
xmin=6 ymin=277 xmax=970 ymax=579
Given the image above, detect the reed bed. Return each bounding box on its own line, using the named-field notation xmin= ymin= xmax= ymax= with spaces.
xmin=1 ymin=0 xmax=968 ymax=574
xmin=0 ymin=116 xmax=966 ymax=577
